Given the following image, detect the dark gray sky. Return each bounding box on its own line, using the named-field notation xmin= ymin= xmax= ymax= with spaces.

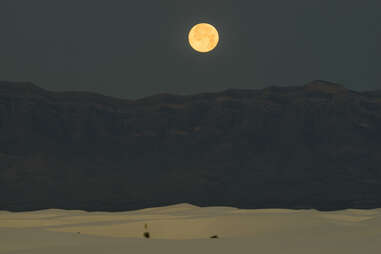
xmin=0 ymin=0 xmax=380 ymax=99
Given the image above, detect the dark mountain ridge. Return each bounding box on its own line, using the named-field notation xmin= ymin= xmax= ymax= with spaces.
xmin=1 ymin=80 xmax=381 ymax=211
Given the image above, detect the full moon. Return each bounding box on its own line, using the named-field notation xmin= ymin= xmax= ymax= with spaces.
xmin=188 ymin=23 xmax=219 ymax=53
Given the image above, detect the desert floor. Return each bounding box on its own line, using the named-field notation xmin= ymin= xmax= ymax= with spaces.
xmin=1 ymin=203 xmax=381 ymax=254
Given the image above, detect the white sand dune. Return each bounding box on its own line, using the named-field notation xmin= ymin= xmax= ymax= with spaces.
xmin=1 ymin=203 xmax=380 ymax=253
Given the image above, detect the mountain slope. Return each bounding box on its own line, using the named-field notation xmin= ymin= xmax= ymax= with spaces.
xmin=1 ymin=80 xmax=381 ymax=211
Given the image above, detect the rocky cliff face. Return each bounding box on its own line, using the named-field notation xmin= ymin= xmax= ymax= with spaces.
xmin=1 ymin=80 xmax=381 ymax=211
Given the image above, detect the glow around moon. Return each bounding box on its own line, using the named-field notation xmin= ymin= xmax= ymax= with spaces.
xmin=188 ymin=23 xmax=219 ymax=53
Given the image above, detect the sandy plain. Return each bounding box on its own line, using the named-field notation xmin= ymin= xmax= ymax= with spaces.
xmin=1 ymin=203 xmax=380 ymax=253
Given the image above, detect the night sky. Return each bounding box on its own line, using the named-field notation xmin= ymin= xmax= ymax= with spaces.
xmin=0 ymin=0 xmax=380 ymax=99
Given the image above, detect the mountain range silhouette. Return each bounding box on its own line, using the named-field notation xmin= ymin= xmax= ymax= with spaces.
xmin=1 ymin=80 xmax=381 ymax=211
